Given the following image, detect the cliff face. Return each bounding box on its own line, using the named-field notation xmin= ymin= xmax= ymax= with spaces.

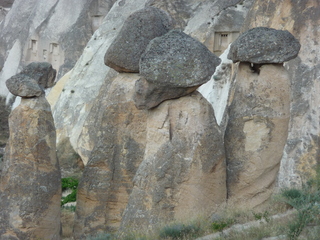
xmin=242 ymin=0 xmax=320 ymax=188
xmin=0 ymin=0 xmax=116 ymax=98
xmin=1 ymin=0 xmax=319 ymax=238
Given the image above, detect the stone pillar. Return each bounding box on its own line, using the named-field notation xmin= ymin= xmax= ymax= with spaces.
xmin=0 ymin=96 xmax=61 ymax=240
xmin=0 ymin=62 xmax=61 ymax=239
xmin=225 ymin=62 xmax=290 ymax=208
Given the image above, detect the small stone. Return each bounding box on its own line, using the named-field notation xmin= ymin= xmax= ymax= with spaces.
xmin=6 ymin=74 xmax=44 ymax=97
xmin=228 ymin=27 xmax=301 ymax=64
xmin=140 ymin=29 xmax=221 ymax=87
xmin=104 ymin=7 xmax=173 ymax=73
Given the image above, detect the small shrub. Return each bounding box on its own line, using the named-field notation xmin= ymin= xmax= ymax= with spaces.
xmin=252 ymin=210 xmax=270 ymax=222
xmin=159 ymin=223 xmax=200 ymax=239
xmin=211 ymin=218 xmax=234 ymax=232
xmin=61 ymin=177 xmax=79 ymax=206
xmin=279 ymin=166 xmax=320 ymax=240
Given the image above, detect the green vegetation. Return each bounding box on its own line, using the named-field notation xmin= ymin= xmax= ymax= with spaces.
xmin=159 ymin=223 xmax=201 ymax=239
xmin=61 ymin=177 xmax=79 ymax=207
xmin=278 ymin=167 xmax=320 ymax=240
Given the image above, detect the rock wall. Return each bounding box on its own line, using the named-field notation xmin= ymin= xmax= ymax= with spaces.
xmin=0 ymin=0 xmax=116 ymax=98
xmin=242 ymin=0 xmax=320 ymax=188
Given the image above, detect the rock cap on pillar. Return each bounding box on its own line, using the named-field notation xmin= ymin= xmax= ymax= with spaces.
xmin=135 ymin=29 xmax=221 ymax=110
xmin=227 ymin=27 xmax=301 ymax=64
xmin=104 ymin=6 xmax=173 ymax=73
xmin=5 ymin=62 xmax=56 ymax=97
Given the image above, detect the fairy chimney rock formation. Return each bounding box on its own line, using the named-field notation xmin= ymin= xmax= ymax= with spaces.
xmin=225 ymin=28 xmax=300 ymax=208
xmin=104 ymin=6 xmax=173 ymax=73
xmin=135 ymin=29 xmax=221 ymax=109
xmin=5 ymin=62 xmax=57 ymax=97
xmin=121 ymin=92 xmax=226 ymax=230
xmin=0 ymin=63 xmax=61 ymax=239
xmin=227 ymin=27 xmax=301 ymax=64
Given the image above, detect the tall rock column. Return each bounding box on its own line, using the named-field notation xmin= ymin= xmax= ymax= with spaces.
xmin=225 ymin=27 xmax=300 ymax=208
xmin=120 ymin=28 xmax=224 ymax=230
xmin=0 ymin=63 xmax=61 ymax=240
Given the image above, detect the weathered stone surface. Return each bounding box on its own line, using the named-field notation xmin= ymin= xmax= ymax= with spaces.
xmin=57 ymin=137 xmax=84 ymax=179
xmin=0 ymin=0 xmax=117 ymax=98
xmin=134 ymin=77 xmax=199 ymax=110
xmin=73 ymin=73 xmax=147 ymax=238
xmin=20 ymin=62 xmax=57 ymax=88
xmin=0 ymin=96 xmax=61 ymax=239
xmin=140 ymin=29 xmax=221 ymax=87
xmin=52 ymin=0 xmax=149 ymax=164
xmin=104 ymin=6 xmax=173 ymax=73
xmin=228 ymin=27 xmax=301 ymax=64
xmin=121 ymin=92 xmax=226 ymax=230
xmin=241 ymin=0 xmax=320 ymax=189
xmin=6 ymin=74 xmax=44 ymax=97
xmin=225 ymin=63 xmax=290 ymax=208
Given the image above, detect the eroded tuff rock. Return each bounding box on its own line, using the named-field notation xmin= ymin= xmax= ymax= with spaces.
xmin=121 ymin=92 xmax=226 ymax=230
xmin=73 ymin=73 xmax=147 ymax=238
xmin=140 ymin=29 xmax=221 ymax=87
xmin=241 ymin=0 xmax=320 ymax=189
xmin=0 ymin=96 xmax=61 ymax=240
xmin=228 ymin=27 xmax=301 ymax=64
xmin=104 ymin=6 xmax=173 ymax=73
xmin=225 ymin=63 xmax=290 ymax=208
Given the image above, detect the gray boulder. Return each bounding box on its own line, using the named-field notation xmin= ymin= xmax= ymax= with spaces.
xmin=134 ymin=77 xmax=198 ymax=110
xmin=227 ymin=27 xmax=301 ymax=64
xmin=104 ymin=7 xmax=173 ymax=73
xmin=6 ymin=62 xmax=56 ymax=98
xmin=140 ymin=29 xmax=221 ymax=87
xmin=6 ymin=74 xmax=44 ymax=97
xmin=20 ymin=62 xmax=57 ymax=89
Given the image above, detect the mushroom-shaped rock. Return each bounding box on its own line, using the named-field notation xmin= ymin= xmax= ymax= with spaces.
xmin=104 ymin=7 xmax=173 ymax=73
xmin=228 ymin=27 xmax=301 ymax=64
xmin=6 ymin=74 xmax=44 ymax=97
xmin=140 ymin=29 xmax=221 ymax=87
xmin=20 ymin=62 xmax=57 ymax=88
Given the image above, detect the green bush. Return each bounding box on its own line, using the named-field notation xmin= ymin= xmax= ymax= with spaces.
xmin=61 ymin=177 xmax=79 ymax=206
xmin=211 ymin=218 xmax=234 ymax=232
xmin=280 ymin=166 xmax=320 ymax=240
xmin=159 ymin=223 xmax=200 ymax=239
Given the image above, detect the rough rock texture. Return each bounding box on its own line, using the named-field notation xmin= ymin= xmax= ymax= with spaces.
xmin=241 ymin=0 xmax=320 ymax=188
xmin=57 ymin=137 xmax=84 ymax=179
xmin=140 ymin=29 xmax=221 ymax=87
xmin=6 ymin=74 xmax=44 ymax=97
xmin=134 ymin=77 xmax=199 ymax=109
xmin=51 ymin=0 xmax=149 ymax=165
xmin=0 ymin=0 xmax=117 ymax=98
xmin=20 ymin=62 xmax=57 ymax=88
xmin=225 ymin=63 xmax=290 ymax=208
xmin=104 ymin=6 xmax=173 ymax=73
xmin=73 ymin=73 xmax=147 ymax=238
xmin=0 ymin=96 xmax=61 ymax=240
xmin=228 ymin=27 xmax=301 ymax=64
xmin=121 ymin=92 xmax=226 ymax=230
xmin=0 ymin=96 xmax=10 ymax=147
